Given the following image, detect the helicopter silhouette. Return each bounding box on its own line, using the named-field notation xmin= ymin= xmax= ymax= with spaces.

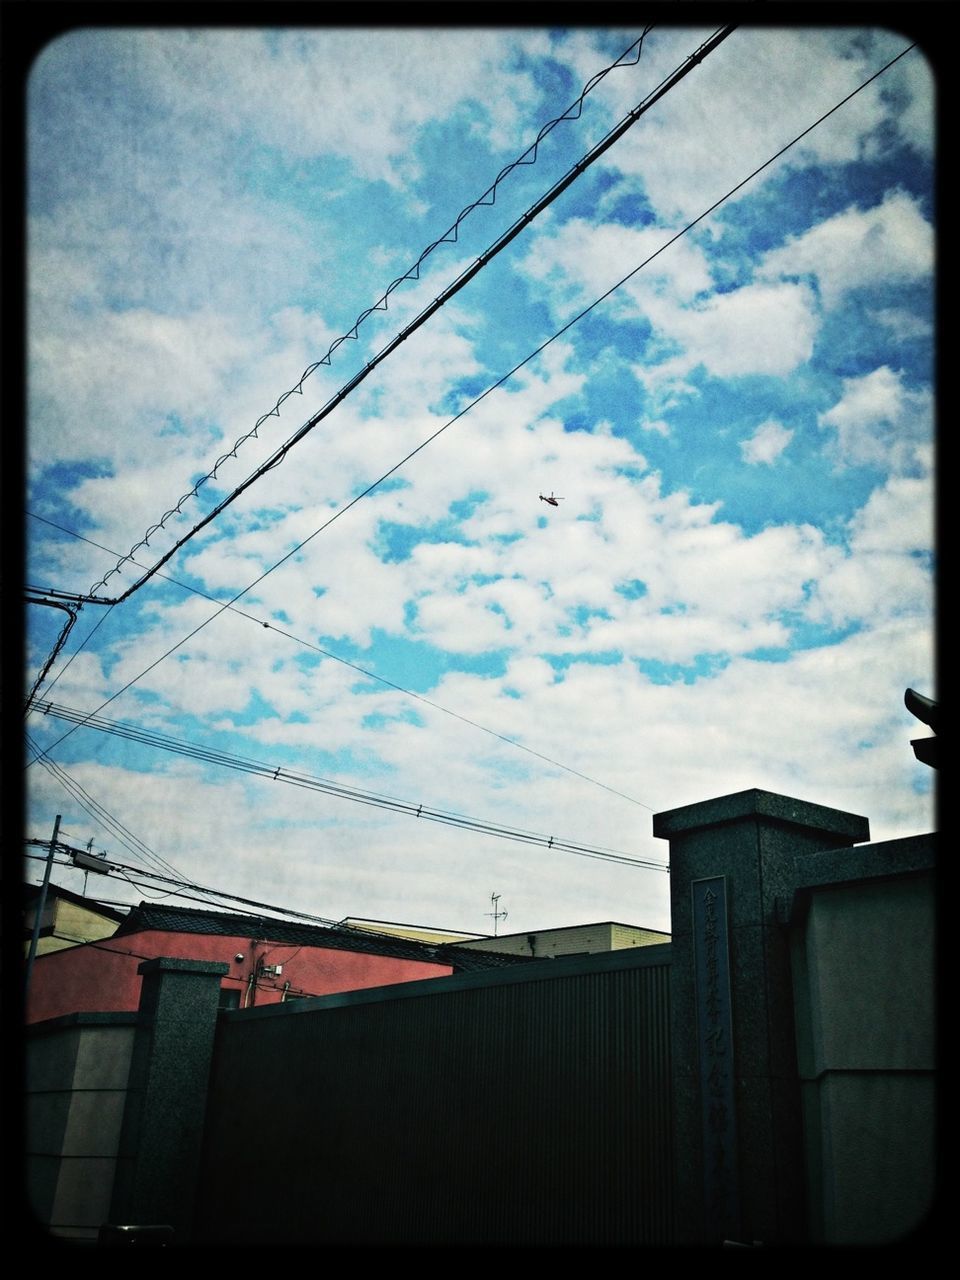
xmin=539 ymin=492 xmax=564 ymax=507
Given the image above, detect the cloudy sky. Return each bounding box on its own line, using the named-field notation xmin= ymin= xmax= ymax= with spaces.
xmin=23 ymin=19 xmax=935 ymax=936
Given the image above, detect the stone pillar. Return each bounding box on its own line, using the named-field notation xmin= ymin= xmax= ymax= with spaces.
xmin=653 ymin=789 xmax=869 ymax=1246
xmin=108 ymin=957 xmax=229 ymax=1242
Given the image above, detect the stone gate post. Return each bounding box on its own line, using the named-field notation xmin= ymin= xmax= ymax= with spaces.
xmin=653 ymin=789 xmax=869 ymax=1245
xmin=107 ymin=957 xmax=229 ymax=1242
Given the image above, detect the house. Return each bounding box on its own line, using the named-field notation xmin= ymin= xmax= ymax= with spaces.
xmin=456 ymin=920 xmax=671 ymax=958
xmin=23 ymin=882 xmax=128 ymax=957
xmin=342 ymin=916 xmax=671 ymax=956
xmin=341 ymin=916 xmax=484 ymax=944
xmin=23 ymin=898 xmax=528 ymax=1024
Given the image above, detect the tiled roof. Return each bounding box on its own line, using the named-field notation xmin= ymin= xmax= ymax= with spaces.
xmin=113 ymin=902 xmax=529 ymax=971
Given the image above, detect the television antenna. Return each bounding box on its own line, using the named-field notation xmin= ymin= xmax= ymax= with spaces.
xmin=486 ymin=892 xmax=508 ymax=937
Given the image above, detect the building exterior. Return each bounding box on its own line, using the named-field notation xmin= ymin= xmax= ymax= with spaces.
xmin=21 ymin=786 xmax=938 ymax=1247
xmin=24 ymin=899 xmax=527 ymax=1025
xmin=342 ymin=916 xmax=484 ymax=944
xmin=23 ymin=883 xmax=127 ymax=957
xmin=457 ymin=920 xmax=671 ymax=959
xmin=23 ymin=894 xmax=663 ymax=1024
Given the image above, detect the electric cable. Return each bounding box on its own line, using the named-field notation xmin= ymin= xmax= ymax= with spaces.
xmin=24 ymin=576 xmax=117 ymax=704
xmin=87 ymin=29 xmax=657 ymax=596
xmin=83 ymin=26 xmax=735 ymax=604
xmin=24 ymin=596 xmax=80 ymax=713
xmin=24 ymin=846 xmax=345 ymax=926
xmin=27 ymin=511 xmax=654 ymax=810
xmin=25 ymin=38 xmax=917 ymax=861
xmin=25 ymin=732 xmax=202 ymax=887
xmin=24 ymin=844 xmax=468 ymax=932
xmin=32 ymin=701 xmax=668 ymax=870
xmin=26 ymin=37 xmax=916 ymax=772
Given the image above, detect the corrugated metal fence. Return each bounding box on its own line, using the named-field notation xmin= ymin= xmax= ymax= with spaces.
xmin=194 ymin=945 xmax=675 ymax=1246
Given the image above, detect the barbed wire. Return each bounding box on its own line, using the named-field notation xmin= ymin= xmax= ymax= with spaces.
xmin=79 ymin=26 xmax=732 ymax=609
xmin=87 ymin=28 xmax=655 ymax=597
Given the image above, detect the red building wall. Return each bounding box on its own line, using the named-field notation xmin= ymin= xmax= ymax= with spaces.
xmin=25 ymin=929 xmax=454 ymax=1024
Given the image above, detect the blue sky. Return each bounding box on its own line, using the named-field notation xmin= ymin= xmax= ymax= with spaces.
xmin=24 ymin=21 xmax=935 ymax=935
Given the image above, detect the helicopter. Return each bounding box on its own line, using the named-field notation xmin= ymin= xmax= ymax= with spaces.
xmin=539 ymin=492 xmax=564 ymax=507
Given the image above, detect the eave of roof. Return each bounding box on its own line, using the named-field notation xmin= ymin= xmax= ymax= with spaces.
xmin=22 ymin=881 xmax=129 ymax=923
xmin=112 ymin=902 xmax=529 ymax=970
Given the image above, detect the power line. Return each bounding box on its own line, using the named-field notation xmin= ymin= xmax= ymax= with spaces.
xmin=87 ymin=30 xmax=658 ymax=598
xmin=23 ymin=845 xmax=346 ymax=926
xmin=27 ymin=511 xmax=654 ymax=810
xmin=27 ymin=844 xmax=614 ymax=942
xmin=23 ymin=26 xmax=732 ymax=760
xmin=26 ymin=39 xmax=916 ymax=802
xmin=24 ymin=573 xmax=117 ymax=701
xmin=26 ymin=732 xmax=167 ymax=869
xmin=25 ymin=732 xmax=201 ymax=887
xmin=23 ymin=596 xmax=80 ymax=712
xmin=81 ymin=26 xmax=735 ymax=606
xmin=31 ymin=701 xmax=668 ymax=871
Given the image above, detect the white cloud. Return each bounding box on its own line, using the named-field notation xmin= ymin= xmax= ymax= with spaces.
xmin=805 ymin=465 xmax=934 ymax=630
xmin=28 ymin=281 xmax=284 ymax=471
xmin=655 ymin=281 xmax=818 ymax=378
xmin=759 ymin=189 xmax=933 ymax=310
xmin=889 ymin=51 xmax=936 ymax=160
xmin=741 ymin=419 xmax=793 ymax=465
xmin=807 ymin=551 xmax=933 ymax=632
xmin=590 ymin=29 xmax=925 ymax=215
xmin=30 ymin=592 xmax=933 ymax=936
xmin=817 ymin=366 xmax=932 ymax=473
xmin=520 ymin=220 xmax=819 ymax=396
xmin=96 ymin=28 xmax=547 ymax=189
xmin=633 ymin=281 xmax=819 ymax=410
xmin=520 ymin=217 xmax=714 ymax=314
xmin=848 ymin=475 xmax=934 ymax=555
xmin=868 ymin=306 xmax=932 ymax=343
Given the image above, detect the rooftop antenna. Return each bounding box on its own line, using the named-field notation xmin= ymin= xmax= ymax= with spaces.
xmin=77 ymin=837 xmax=108 ymax=895
xmin=83 ymin=838 xmax=93 ymax=895
xmin=486 ymin=892 xmax=508 ymax=937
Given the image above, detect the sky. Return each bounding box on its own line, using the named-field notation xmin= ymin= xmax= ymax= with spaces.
xmin=21 ymin=18 xmax=936 ymax=937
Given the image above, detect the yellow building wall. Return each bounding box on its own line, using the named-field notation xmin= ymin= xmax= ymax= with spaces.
xmin=460 ymin=923 xmax=671 ymax=958
xmin=25 ymin=898 xmax=123 ymax=955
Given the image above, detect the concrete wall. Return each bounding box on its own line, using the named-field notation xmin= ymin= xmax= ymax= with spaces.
xmin=25 ymin=960 xmax=229 ymax=1245
xmin=787 ymin=840 xmax=936 ymax=1244
xmin=25 ymin=1016 xmax=137 ymax=1243
xmin=654 ymin=791 xmax=937 ymax=1247
xmin=21 ymin=794 xmax=936 ymax=1248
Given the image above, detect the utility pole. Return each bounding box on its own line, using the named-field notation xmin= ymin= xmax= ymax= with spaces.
xmin=25 ymin=814 xmax=61 ymax=995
